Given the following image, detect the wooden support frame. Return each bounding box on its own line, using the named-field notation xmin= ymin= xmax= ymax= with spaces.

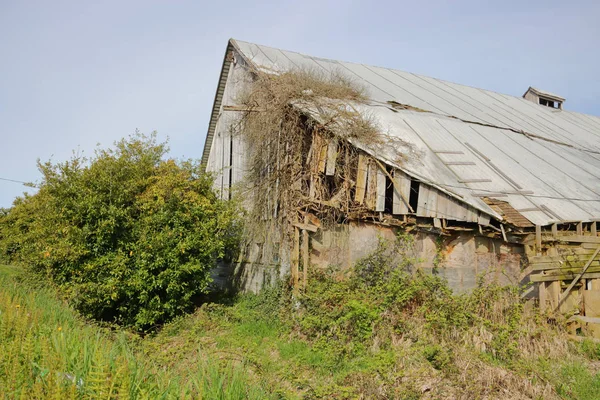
xmin=556 ymin=245 xmax=600 ymax=311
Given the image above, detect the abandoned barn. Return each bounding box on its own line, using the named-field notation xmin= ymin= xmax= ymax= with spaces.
xmin=202 ymin=39 xmax=600 ymax=320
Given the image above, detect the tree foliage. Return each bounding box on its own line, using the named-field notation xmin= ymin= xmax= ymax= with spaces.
xmin=0 ymin=133 xmax=239 ymax=330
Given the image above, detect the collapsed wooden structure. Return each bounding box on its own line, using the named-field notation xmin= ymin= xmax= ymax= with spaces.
xmin=202 ymin=39 xmax=600 ymax=324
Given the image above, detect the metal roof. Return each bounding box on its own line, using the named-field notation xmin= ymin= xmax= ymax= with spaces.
xmin=203 ymin=39 xmax=600 ymax=226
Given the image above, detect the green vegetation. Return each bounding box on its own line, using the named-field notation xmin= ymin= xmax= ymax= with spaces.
xmin=0 ymin=265 xmax=271 ymax=399
xmin=3 ymin=233 xmax=600 ymax=398
xmin=0 ymin=133 xmax=239 ymax=330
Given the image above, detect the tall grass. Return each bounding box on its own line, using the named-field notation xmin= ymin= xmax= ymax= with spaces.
xmin=0 ymin=265 xmax=271 ymax=399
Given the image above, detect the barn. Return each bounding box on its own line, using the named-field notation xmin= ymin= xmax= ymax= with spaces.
xmin=202 ymin=39 xmax=600 ymax=319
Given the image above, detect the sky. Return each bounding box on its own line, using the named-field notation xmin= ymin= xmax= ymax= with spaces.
xmin=1 ymin=0 xmax=599 ymax=208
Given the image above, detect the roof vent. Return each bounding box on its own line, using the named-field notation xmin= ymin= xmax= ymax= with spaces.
xmin=523 ymin=86 xmax=565 ymax=110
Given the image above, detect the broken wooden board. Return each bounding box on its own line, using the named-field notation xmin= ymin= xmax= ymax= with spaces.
xmin=376 ymin=165 xmax=386 ymax=212
xmin=392 ymin=169 xmax=411 ymax=215
xmin=325 ymin=140 xmax=338 ymax=176
xmin=531 ymin=271 xmax=600 ymax=283
xmin=355 ymin=154 xmax=368 ymax=204
xmin=365 ymin=161 xmax=378 ymax=210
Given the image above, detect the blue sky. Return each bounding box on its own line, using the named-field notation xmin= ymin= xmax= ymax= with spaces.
xmin=1 ymin=0 xmax=599 ymax=207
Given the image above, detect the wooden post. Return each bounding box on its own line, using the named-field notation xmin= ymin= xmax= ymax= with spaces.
xmin=552 ymin=223 xmax=558 ymax=239
xmin=539 ymin=282 xmax=548 ymax=312
xmin=302 ymin=215 xmax=309 ymax=290
xmin=292 ymin=226 xmax=300 ymax=289
xmin=556 ymin=245 xmax=600 ymax=311
xmin=548 ymin=281 xmax=561 ymax=311
xmin=577 ymin=222 xmax=584 ymax=236
xmin=592 ymin=222 xmax=598 ymax=237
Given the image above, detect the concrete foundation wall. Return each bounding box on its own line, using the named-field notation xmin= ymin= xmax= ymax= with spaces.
xmin=225 ymin=221 xmax=525 ymax=294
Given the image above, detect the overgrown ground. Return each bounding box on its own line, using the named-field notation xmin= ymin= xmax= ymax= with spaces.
xmin=0 ymin=265 xmax=272 ymax=399
xmin=3 ymin=242 xmax=600 ymax=399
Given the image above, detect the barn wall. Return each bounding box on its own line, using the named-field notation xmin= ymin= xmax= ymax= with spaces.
xmin=205 ymin=50 xmax=251 ymax=199
xmin=226 ymin=222 xmax=524 ymax=294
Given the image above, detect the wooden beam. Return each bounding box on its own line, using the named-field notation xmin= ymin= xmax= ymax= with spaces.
xmin=302 ymin=215 xmax=309 ymax=290
xmin=292 ymin=226 xmax=300 ymax=289
xmin=292 ymin=222 xmax=318 ymax=233
xmin=551 ymin=223 xmax=558 ymax=239
xmin=559 ymin=236 xmax=600 ymax=244
xmin=592 ymin=221 xmax=597 ymax=236
xmin=577 ymin=222 xmax=584 ymax=236
xmin=536 ymin=225 xmax=542 ymax=254
xmin=556 ymin=245 xmax=600 ymax=311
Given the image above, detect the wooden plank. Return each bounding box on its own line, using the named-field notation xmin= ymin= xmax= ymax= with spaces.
xmin=365 ymin=161 xmax=377 ymax=210
xmin=478 ymin=213 xmax=491 ymax=226
xmin=577 ymin=222 xmax=584 ymax=236
xmin=325 ymin=140 xmax=338 ymax=176
xmin=531 ymin=271 xmax=600 ymax=283
xmin=529 ymin=255 xmax=600 ymax=265
xmin=552 ymin=223 xmax=558 ymax=239
xmin=530 ymin=263 xmax=600 ymax=274
xmin=436 ymin=193 xmax=448 ymax=219
xmin=355 ymin=155 xmax=368 ymax=204
xmin=416 ymin=184 xmax=431 ymax=216
xmin=392 ymin=169 xmax=410 ymax=214
xmin=427 ymin=188 xmax=439 ymax=218
xmin=559 ymin=236 xmax=600 ymax=244
xmin=317 ymin=141 xmax=327 ymax=174
xmin=292 ymin=222 xmax=318 ymax=233
xmin=592 ymin=222 xmax=598 ymax=236
xmin=536 ymin=225 xmax=542 ymax=254
xmin=557 ymin=246 xmax=600 ymax=310
xmin=375 ymin=165 xmax=386 ymax=212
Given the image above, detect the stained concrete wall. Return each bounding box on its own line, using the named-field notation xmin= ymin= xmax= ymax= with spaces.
xmin=223 ymin=221 xmax=525 ymax=294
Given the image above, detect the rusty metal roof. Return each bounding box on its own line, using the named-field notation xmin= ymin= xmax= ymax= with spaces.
xmin=202 ymin=39 xmax=600 ymax=226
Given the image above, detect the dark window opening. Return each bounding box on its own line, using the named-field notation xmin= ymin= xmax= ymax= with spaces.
xmin=539 ymin=98 xmax=560 ymax=109
xmin=409 ymin=179 xmax=420 ymax=214
xmin=384 ymin=166 xmax=394 ymax=214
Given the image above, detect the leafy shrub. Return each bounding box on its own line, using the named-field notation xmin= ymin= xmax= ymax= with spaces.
xmin=0 ymin=133 xmax=239 ymax=330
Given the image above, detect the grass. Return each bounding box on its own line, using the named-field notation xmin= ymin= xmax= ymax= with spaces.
xmin=3 ymin=261 xmax=600 ymax=399
xmin=0 ymin=265 xmax=272 ymax=400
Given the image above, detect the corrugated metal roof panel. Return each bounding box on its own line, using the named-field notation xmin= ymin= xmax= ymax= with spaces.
xmin=210 ymin=39 xmax=600 ymax=226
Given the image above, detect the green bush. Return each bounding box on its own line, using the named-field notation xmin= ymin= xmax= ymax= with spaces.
xmin=0 ymin=133 xmax=239 ymax=330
